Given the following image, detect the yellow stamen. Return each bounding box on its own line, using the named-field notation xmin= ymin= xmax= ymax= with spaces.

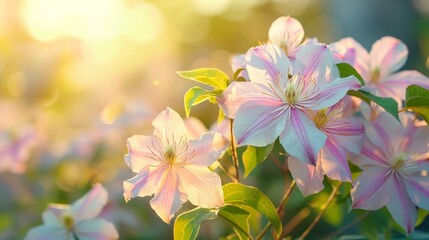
xmin=315 ymin=109 xmax=328 ymax=128
xmin=63 ymin=214 xmax=74 ymax=231
xmin=164 ymin=145 xmax=176 ymax=163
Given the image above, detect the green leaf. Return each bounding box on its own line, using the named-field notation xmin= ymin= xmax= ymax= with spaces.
xmin=405 ymin=85 xmax=429 ymax=123
xmin=416 ymin=208 xmax=429 ymax=227
xmin=347 ymin=90 xmax=400 ymax=121
xmin=184 ymin=86 xmax=222 ymax=117
xmin=218 ymin=108 xmax=226 ymax=124
xmin=219 ymin=205 xmax=251 ymax=240
xmin=223 ymin=183 xmax=282 ymax=238
xmin=242 ymin=143 xmax=274 ymax=178
xmin=173 ymin=207 xmax=217 ymax=240
xmin=177 ymin=68 xmax=230 ymax=90
xmin=337 ymin=63 xmax=365 ymax=86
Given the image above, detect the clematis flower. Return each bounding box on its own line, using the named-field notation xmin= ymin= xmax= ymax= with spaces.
xmin=0 ymin=129 xmax=36 ymax=174
xmin=350 ymin=112 xmax=429 ymax=234
xmin=219 ymin=43 xmax=360 ymax=165
xmin=334 ymin=36 xmax=429 ymax=104
xmin=288 ymin=101 xmax=365 ymax=196
xmin=123 ymin=107 xmax=229 ymax=223
xmin=25 ymin=183 xmax=119 ymax=240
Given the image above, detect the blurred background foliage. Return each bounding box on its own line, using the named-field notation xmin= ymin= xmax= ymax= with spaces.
xmin=0 ymin=0 xmax=428 ymax=239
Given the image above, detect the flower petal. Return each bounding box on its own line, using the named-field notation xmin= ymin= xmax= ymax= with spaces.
xmin=268 ymin=16 xmax=304 ymax=57
xmin=234 ymin=99 xmax=288 ymax=147
xmin=187 ymin=132 xmax=229 ymax=166
xmin=288 ymin=156 xmax=324 ymax=197
xmin=406 ymin=126 xmax=429 ymax=158
xmin=320 ymin=138 xmax=352 ymax=182
xmin=231 ymin=54 xmax=249 ymax=80
xmin=123 ymin=165 xmax=167 ymax=202
xmin=245 ymin=44 xmax=291 ymax=88
xmin=177 ymin=165 xmax=224 ymax=208
xmin=307 ymin=75 xmax=361 ymax=110
xmin=152 ymin=108 xmax=187 ymax=146
xmin=370 ymin=36 xmax=408 ymax=77
xmin=217 ymin=81 xmax=277 ymax=119
xmin=351 ymin=139 xmax=390 ymax=168
xmin=351 ymin=167 xmax=392 ymax=210
xmin=386 ymin=175 xmax=417 ymax=234
xmin=293 ymin=43 xmax=333 ymax=84
xmin=403 ymin=171 xmax=429 ymax=211
xmin=71 ymin=183 xmax=108 ymax=222
xmin=279 ymin=108 xmax=327 ymax=165
xmin=337 ymin=37 xmax=371 ymax=81
xmin=75 ymin=218 xmax=119 ymax=240
xmin=42 ymin=204 xmax=68 ymax=227
xmin=325 ymin=117 xmax=364 ymax=154
xmin=24 ymin=225 xmax=71 ymax=240
xmin=125 ymin=135 xmax=162 ymax=173
xmin=184 ymin=117 xmax=207 ymax=140
xmin=149 ymin=167 xmax=186 ymax=224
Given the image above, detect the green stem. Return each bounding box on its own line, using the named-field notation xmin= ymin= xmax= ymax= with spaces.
xmin=256 ymin=180 xmax=296 ymax=240
xmin=229 ymin=118 xmax=240 ymax=182
xmin=298 ymin=183 xmax=341 ymax=240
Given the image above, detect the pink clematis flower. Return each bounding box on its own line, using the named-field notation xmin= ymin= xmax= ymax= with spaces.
xmin=334 ymin=36 xmax=429 ymax=104
xmin=123 ymin=108 xmax=229 ymax=223
xmin=351 ymin=112 xmax=429 ymax=234
xmin=288 ymin=101 xmax=365 ymax=196
xmin=219 ymin=43 xmax=360 ymax=165
xmin=0 ymin=129 xmax=36 ymax=174
xmin=25 ymin=183 xmax=119 ymax=240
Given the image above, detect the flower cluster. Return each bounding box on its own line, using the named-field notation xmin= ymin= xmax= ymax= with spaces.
xmin=120 ymin=16 xmax=429 ymax=238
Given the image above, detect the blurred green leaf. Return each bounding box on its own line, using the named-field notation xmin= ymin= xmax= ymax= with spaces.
xmin=173 ymin=207 xmax=217 ymax=240
xmin=405 ymin=85 xmax=429 ymax=123
xmin=242 ymin=144 xmax=274 ymax=178
xmin=177 ymin=68 xmax=230 ymax=90
xmin=223 ymin=183 xmax=282 ymax=238
xmin=184 ymin=86 xmax=222 ymax=117
xmin=347 ymin=90 xmax=399 ymax=121
xmin=337 ymin=63 xmax=365 ymax=86
xmin=219 ymin=205 xmax=251 ymax=240
xmin=416 ymin=208 xmax=429 ymax=227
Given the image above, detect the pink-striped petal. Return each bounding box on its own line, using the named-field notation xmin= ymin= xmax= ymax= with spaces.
xmin=125 ymin=135 xmax=162 ymax=173
xmin=217 ymin=81 xmax=277 ymax=119
xmin=177 ymin=165 xmax=224 ymax=208
xmin=24 ymin=226 xmax=71 ymax=240
xmin=123 ymin=165 xmax=167 ymax=202
xmin=245 ymin=44 xmax=290 ymax=88
xmin=268 ymin=16 xmax=304 ymax=57
xmin=307 ymin=75 xmax=361 ymax=110
xmin=186 ymin=132 xmax=229 ymax=166
xmin=152 ymin=108 xmax=187 ymax=146
xmin=407 ymin=127 xmax=429 ymax=158
xmin=71 ymin=183 xmax=108 ymax=222
xmin=149 ymin=167 xmax=186 ymax=224
xmin=351 ymin=139 xmax=390 ymax=168
xmin=320 ymin=138 xmax=352 ymax=182
xmin=184 ymin=117 xmax=207 ymax=140
xmin=288 ymin=156 xmax=324 ymax=197
xmin=231 ymin=54 xmax=249 ymax=80
xmin=370 ymin=36 xmax=408 ymax=77
xmin=280 ymin=108 xmax=327 ymax=165
xmin=234 ymin=100 xmax=288 ymax=147
xmin=351 ymin=167 xmax=392 ymax=210
xmin=75 ymin=218 xmax=119 ymax=240
xmin=386 ymin=175 xmax=417 ymax=234
xmin=403 ymin=172 xmax=429 ymax=211
xmin=325 ymin=117 xmax=364 ymax=154
xmin=337 ymin=37 xmax=371 ymax=81
xmin=293 ymin=43 xmax=333 ymax=84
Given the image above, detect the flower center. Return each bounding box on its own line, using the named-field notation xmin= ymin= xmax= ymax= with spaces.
xmin=392 ymin=153 xmax=406 ymax=171
xmin=285 ymin=85 xmax=297 ymax=103
xmin=314 ymin=109 xmax=328 ymax=128
xmin=62 ymin=214 xmax=74 ymax=231
xmin=164 ymin=145 xmax=177 ymax=164
xmin=371 ymin=68 xmax=381 ymax=83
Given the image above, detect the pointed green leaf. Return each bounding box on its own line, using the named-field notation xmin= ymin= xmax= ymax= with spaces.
xmin=217 ymin=108 xmax=226 ymax=124
xmin=178 ymin=68 xmax=230 ymax=90
xmin=223 ymin=183 xmax=282 ymax=238
xmin=416 ymin=208 xmax=429 ymax=227
xmin=219 ymin=205 xmax=251 ymax=240
xmin=405 ymin=85 xmax=429 ymax=123
xmin=174 ymin=207 xmax=217 ymax=240
xmin=184 ymin=86 xmax=223 ymax=117
xmin=242 ymin=143 xmax=274 ymax=178
xmin=347 ymin=90 xmax=399 ymax=121
xmin=337 ymin=63 xmax=365 ymax=86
